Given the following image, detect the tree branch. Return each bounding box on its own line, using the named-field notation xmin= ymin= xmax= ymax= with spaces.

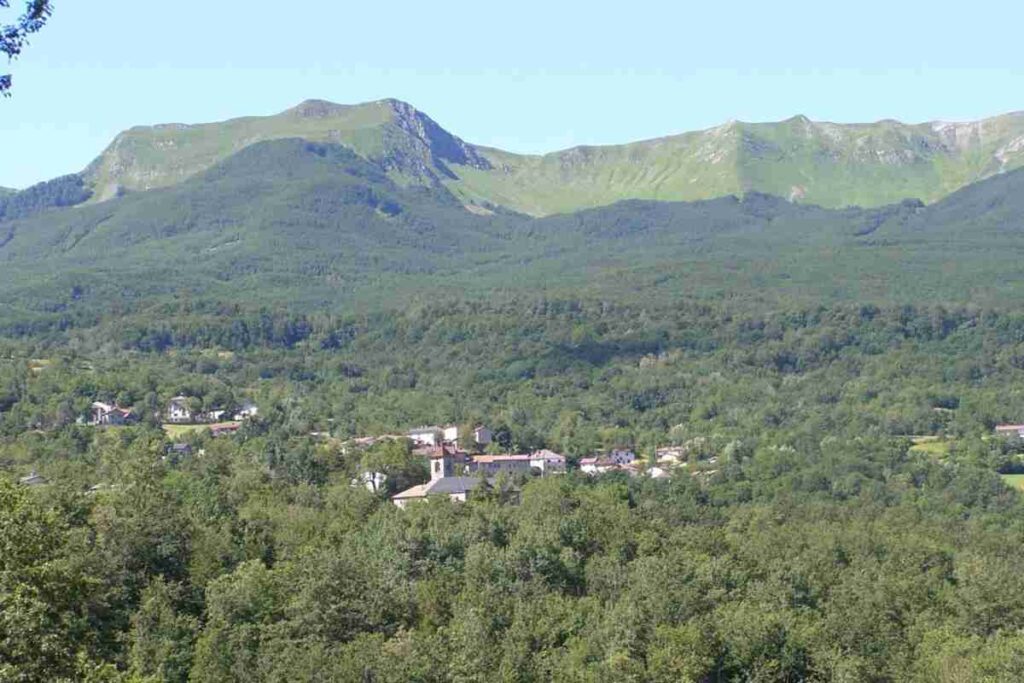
xmin=1 ymin=0 xmax=53 ymax=96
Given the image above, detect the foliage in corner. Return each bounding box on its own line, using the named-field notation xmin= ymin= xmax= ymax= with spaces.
xmin=0 ymin=0 xmax=52 ymax=95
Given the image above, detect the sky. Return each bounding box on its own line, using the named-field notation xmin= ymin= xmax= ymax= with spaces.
xmin=2 ymin=0 xmax=1024 ymax=188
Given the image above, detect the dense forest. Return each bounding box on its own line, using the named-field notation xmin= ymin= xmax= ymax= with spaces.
xmin=5 ymin=299 xmax=1024 ymax=681
xmin=5 ymin=140 xmax=1024 ymax=336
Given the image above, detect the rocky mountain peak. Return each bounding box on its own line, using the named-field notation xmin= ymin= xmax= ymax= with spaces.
xmin=377 ymin=98 xmax=492 ymax=175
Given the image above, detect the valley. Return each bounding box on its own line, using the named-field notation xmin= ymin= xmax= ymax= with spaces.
xmin=6 ymin=96 xmax=1024 ymax=681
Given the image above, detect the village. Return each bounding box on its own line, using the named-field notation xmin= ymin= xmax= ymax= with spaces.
xmin=27 ymin=396 xmax=1024 ymax=505
xmin=348 ymin=423 xmax=686 ymax=507
xmin=57 ymin=397 xmax=690 ymax=504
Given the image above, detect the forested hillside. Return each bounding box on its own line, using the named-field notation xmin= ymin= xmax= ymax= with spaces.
xmin=7 ymin=115 xmax=1024 ymax=681
xmin=6 ymin=301 xmax=1024 ymax=680
xmin=6 ymin=139 xmax=1024 ymax=337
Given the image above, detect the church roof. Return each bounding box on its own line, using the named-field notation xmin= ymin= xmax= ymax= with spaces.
xmin=391 ymin=476 xmax=491 ymax=500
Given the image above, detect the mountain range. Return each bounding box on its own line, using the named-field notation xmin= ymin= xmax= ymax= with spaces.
xmin=71 ymin=99 xmax=1024 ymax=215
xmin=4 ymin=132 xmax=1024 ymax=332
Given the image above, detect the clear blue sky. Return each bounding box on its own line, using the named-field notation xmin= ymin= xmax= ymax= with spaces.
xmin=2 ymin=0 xmax=1024 ymax=188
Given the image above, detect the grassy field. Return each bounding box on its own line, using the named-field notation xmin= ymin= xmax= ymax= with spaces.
xmin=162 ymin=423 xmax=208 ymax=439
xmin=1001 ymin=474 xmax=1024 ymax=492
xmin=909 ymin=436 xmax=952 ymax=458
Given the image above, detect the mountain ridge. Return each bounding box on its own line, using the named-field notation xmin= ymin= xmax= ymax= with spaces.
xmin=70 ymin=98 xmax=1024 ymax=215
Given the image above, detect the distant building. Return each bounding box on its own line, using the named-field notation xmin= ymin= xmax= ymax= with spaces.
xmin=580 ymin=456 xmax=634 ymax=476
xmin=90 ymin=401 xmax=136 ymax=426
xmin=408 ymin=426 xmax=444 ymax=447
xmin=412 ymin=444 xmax=465 ymax=461
xmin=468 ymin=454 xmax=532 ymax=474
xmin=166 ymin=396 xmax=194 ymax=423
xmin=202 ymin=409 xmax=227 ymax=423
xmin=608 ymin=449 xmax=637 ymax=466
xmin=167 ymin=443 xmax=193 ymax=457
xmin=995 ymin=424 xmax=1024 ymax=438
xmin=392 ymin=450 xmax=492 ymax=508
xmin=648 ymin=466 xmax=672 ymax=479
xmin=529 ymin=449 xmax=567 ymax=474
xmin=209 ymin=422 xmax=241 ymax=438
xmin=473 ymin=425 xmax=493 ymax=446
xmin=655 ymin=446 xmax=686 ymax=465
xmin=580 ymin=449 xmax=637 ymax=475
xmin=466 ymin=450 xmax=566 ymax=476
xmin=442 ymin=424 xmax=494 ymax=450
xmin=234 ymin=401 xmax=259 ymax=421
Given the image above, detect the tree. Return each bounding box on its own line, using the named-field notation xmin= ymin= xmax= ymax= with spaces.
xmin=0 ymin=479 xmax=94 ymax=680
xmin=1 ymin=1 xmax=52 ymax=95
xmin=127 ymin=577 xmax=199 ymax=683
xmin=359 ymin=439 xmax=426 ymax=495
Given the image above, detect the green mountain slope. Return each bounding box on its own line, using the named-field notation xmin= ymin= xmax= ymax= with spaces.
xmin=82 ymin=98 xmax=491 ymax=202
xmin=1 ymin=140 xmax=516 ymax=320
xmin=6 ymin=139 xmax=1024 ymax=332
xmin=451 ymin=113 xmax=1024 ymax=214
xmin=78 ymin=99 xmax=1024 ymax=214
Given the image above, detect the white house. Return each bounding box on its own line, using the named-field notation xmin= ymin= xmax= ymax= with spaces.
xmin=529 ymin=449 xmax=566 ymax=474
xmin=439 ymin=424 xmax=492 ymax=448
xmin=408 ymin=426 xmax=444 ymax=447
xmin=234 ymin=401 xmax=259 ymax=420
xmin=166 ymin=396 xmax=194 ymax=424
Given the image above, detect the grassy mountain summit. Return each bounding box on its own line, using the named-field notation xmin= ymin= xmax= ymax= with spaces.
xmin=77 ymin=99 xmax=1024 ymax=213
xmin=81 ymin=98 xmax=490 ymax=202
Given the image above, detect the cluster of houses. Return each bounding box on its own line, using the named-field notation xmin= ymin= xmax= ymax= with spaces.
xmin=87 ymin=396 xmax=258 ymax=429
xmin=376 ymin=423 xmax=687 ymax=507
xmin=165 ymin=396 xmax=259 ymax=424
